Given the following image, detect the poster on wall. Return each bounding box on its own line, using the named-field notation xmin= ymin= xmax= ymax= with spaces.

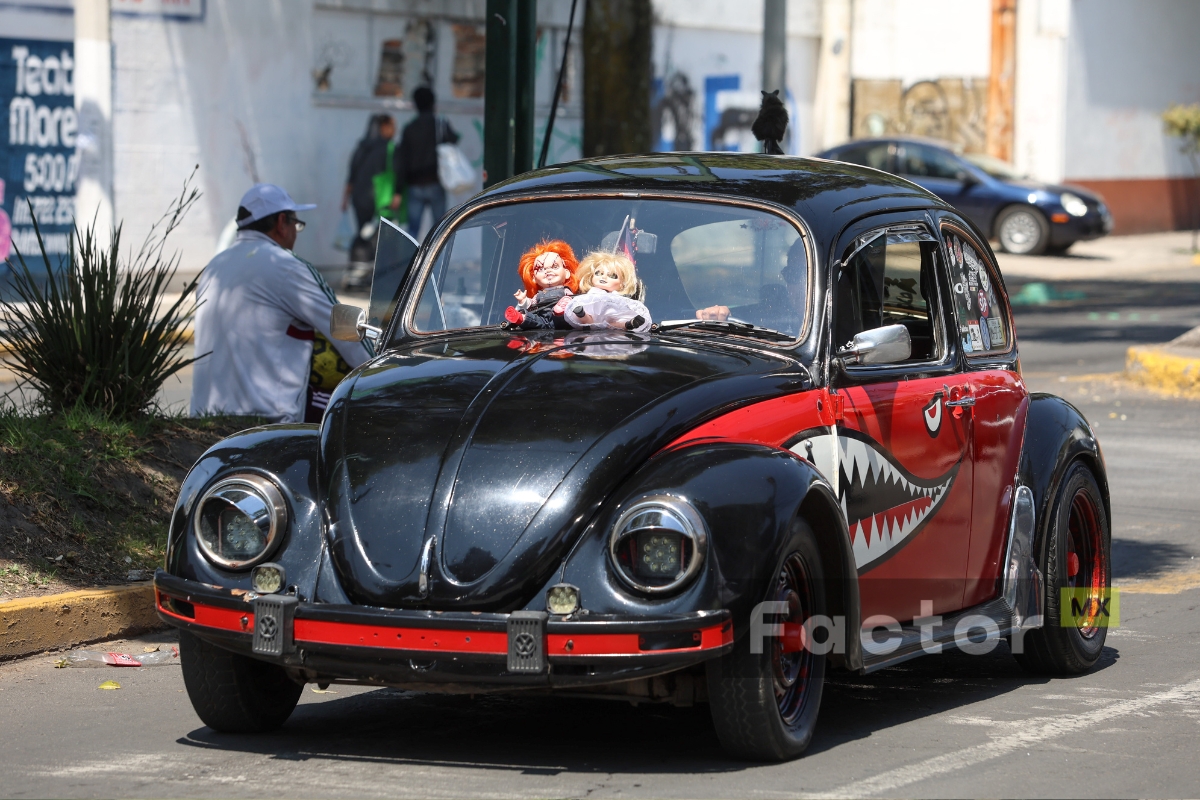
xmin=1 ymin=37 xmax=77 ymax=270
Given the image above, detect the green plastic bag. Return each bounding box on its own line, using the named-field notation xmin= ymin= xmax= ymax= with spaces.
xmin=373 ymin=141 xmax=408 ymax=224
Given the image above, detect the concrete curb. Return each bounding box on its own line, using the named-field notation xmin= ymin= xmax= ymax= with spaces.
xmin=0 ymin=582 xmax=165 ymax=661
xmin=1125 ymin=345 xmax=1200 ymax=397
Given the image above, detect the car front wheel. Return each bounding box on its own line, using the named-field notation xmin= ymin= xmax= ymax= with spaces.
xmin=179 ymin=630 xmax=303 ymax=732
xmin=707 ymin=518 xmax=826 ymax=761
xmin=1014 ymin=462 xmax=1111 ymax=674
xmin=996 ymin=205 xmax=1050 ymax=255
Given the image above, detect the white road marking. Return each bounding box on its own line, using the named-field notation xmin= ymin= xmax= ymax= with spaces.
xmin=807 ymin=677 xmax=1200 ymax=798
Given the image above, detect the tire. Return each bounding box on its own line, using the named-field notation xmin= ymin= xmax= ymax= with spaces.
xmin=707 ymin=518 xmax=826 ymax=761
xmin=179 ymin=630 xmax=303 ymax=732
xmin=1014 ymin=462 xmax=1111 ymax=675
xmin=996 ymin=205 xmax=1050 ymax=255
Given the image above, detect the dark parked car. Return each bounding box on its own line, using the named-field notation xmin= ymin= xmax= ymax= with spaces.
xmin=818 ymin=137 xmax=1112 ymax=255
xmin=156 ymin=154 xmax=1112 ymax=761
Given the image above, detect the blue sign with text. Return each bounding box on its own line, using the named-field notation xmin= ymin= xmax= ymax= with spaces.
xmin=1 ymin=37 xmax=77 ymax=270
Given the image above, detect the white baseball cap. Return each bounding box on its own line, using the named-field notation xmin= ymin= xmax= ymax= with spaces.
xmin=236 ymin=183 xmax=316 ymax=228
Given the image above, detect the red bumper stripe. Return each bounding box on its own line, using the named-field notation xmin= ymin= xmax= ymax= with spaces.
xmin=157 ymin=590 xmax=254 ymax=633
xmin=294 ymin=618 xmax=509 ymax=655
xmin=159 ymin=592 xmax=731 ymax=657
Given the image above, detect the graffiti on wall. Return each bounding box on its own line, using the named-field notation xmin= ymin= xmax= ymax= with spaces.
xmin=852 ymin=78 xmax=987 ymax=154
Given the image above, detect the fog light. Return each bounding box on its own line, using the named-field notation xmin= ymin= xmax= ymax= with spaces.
xmin=546 ymin=583 xmax=580 ymax=615
xmin=251 ymin=563 xmax=286 ymax=594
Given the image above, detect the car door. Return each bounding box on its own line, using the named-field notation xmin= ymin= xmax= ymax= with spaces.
xmin=940 ymin=222 xmax=1031 ymax=607
xmin=896 ymin=143 xmax=991 ymax=230
xmin=797 ymin=219 xmax=975 ymax=623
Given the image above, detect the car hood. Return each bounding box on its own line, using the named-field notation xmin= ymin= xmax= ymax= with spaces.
xmin=998 ymin=178 xmax=1104 ymax=204
xmin=319 ymin=330 xmax=798 ymax=610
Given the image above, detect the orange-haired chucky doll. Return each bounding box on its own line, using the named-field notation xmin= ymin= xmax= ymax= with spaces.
xmin=503 ymin=239 xmax=580 ymax=330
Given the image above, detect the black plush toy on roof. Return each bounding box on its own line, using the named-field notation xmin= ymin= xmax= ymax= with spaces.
xmin=751 ymin=89 xmax=788 ymax=155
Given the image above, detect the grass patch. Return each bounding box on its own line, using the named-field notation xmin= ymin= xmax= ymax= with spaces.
xmin=0 ymin=408 xmax=262 ymax=597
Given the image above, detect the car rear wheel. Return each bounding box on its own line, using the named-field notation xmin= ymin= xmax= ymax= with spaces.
xmin=996 ymin=205 xmax=1050 ymax=255
xmin=179 ymin=630 xmax=303 ymax=732
xmin=707 ymin=518 xmax=826 ymax=761
xmin=1014 ymin=462 xmax=1110 ymax=675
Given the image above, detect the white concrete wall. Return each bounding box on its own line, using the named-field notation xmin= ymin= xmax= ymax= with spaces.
xmin=652 ymin=0 xmax=822 ymax=155
xmin=850 ymin=0 xmax=990 ymax=84
xmin=1062 ymin=0 xmax=1200 ymax=180
xmin=1013 ymin=0 xmax=1069 ymax=183
xmin=108 ymin=0 xmax=581 ymax=272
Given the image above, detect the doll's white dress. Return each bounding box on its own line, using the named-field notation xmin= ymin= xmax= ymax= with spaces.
xmin=564 ymin=288 xmax=652 ymax=332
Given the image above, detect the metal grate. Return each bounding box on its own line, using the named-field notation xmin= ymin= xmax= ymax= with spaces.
xmin=252 ymin=595 xmax=296 ymax=657
xmin=507 ymin=610 xmax=548 ymax=674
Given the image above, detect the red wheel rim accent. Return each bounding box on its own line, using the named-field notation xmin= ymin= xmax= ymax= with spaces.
xmin=772 ymin=554 xmax=817 ymax=726
xmin=1066 ymin=488 xmax=1107 ymax=638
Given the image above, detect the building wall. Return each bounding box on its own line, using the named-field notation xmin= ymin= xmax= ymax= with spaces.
xmin=110 ymin=0 xmax=582 ymax=272
xmin=652 ymin=0 xmax=822 ymax=155
xmin=1060 ymin=0 xmax=1200 ymax=233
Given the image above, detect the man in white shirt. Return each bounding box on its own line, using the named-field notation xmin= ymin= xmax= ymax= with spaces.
xmin=190 ymin=184 xmax=372 ymax=423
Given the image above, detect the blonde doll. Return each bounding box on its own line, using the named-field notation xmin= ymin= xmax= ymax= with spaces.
xmin=565 ymin=251 xmax=652 ymax=332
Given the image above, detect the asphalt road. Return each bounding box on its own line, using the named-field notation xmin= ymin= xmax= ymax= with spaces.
xmin=3 ymin=247 xmax=1200 ymax=798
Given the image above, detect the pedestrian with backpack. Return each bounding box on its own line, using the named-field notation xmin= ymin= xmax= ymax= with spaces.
xmin=397 ymin=86 xmax=460 ymax=241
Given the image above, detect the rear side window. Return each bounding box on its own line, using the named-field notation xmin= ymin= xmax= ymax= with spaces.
xmin=896 ymin=143 xmax=963 ymax=180
xmin=832 ymin=142 xmax=891 ymax=172
xmin=943 ymin=231 xmax=1009 ymax=355
xmin=835 ymin=231 xmax=942 ymax=363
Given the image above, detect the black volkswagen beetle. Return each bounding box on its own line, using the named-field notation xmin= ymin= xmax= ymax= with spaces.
xmin=156 ymin=154 xmax=1112 ymax=761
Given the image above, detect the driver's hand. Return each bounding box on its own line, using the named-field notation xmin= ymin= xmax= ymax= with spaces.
xmin=696 ymin=305 xmax=730 ymax=321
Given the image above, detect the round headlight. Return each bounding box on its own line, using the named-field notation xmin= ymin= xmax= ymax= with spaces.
xmin=608 ymin=495 xmax=708 ymax=595
xmin=1060 ymin=192 xmax=1088 ymax=217
xmin=193 ymin=474 xmax=287 ymax=570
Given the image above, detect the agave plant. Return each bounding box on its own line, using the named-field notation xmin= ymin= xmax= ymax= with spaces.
xmin=1 ymin=176 xmax=202 ymax=419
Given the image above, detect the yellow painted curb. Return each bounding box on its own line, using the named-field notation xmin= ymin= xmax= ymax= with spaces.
xmin=0 ymin=583 xmax=165 ymax=661
xmin=0 ymin=327 xmax=193 ymax=357
xmin=1117 ymin=568 xmax=1200 ymax=595
xmin=1125 ymin=346 xmax=1200 ymax=397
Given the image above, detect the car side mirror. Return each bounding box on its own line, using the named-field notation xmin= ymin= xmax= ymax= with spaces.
xmin=330 ymin=303 xmax=382 ymax=343
xmin=958 ymin=170 xmax=980 ymax=187
xmin=836 ymin=324 xmax=911 ymax=366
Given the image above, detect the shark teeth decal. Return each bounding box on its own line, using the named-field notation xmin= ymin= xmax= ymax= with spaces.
xmin=788 ymin=430 xmax=959 ymax=572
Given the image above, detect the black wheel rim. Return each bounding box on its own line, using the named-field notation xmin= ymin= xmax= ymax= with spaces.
xmin=1066 ymin=488 xmax=1107 ymax=638
xmin=772 ymin=553 xmax=817 ymax=726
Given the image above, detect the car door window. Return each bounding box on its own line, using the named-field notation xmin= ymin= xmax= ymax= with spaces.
xmin=897 ymin=144 xmax=963 ymax=180
xmin=832 ymin=142 xmax=892 ymax=172
xmin=942 ymin=231 xmax=1010 ymax=356
xmin=835 ymin=229 xmax=942 ymax=362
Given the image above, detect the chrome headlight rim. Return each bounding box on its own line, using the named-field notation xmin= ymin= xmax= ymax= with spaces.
xmin=1060 ymin=192 xmax=1089 ymax=217
xmin=193 ymin=473 xmax=288 ymax=571
xmin=608 ymin=494 xmax=709 ymax=596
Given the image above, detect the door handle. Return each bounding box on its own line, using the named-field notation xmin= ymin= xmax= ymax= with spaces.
xmin=945 ymin=396 xmax=975 ymax=408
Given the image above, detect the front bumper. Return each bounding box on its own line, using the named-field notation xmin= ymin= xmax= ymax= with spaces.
xmin=155 ymin=570 xmax=733 ymax=689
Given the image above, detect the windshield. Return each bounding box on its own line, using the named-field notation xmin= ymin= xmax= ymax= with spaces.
xmin=407 ymin=198 xmax=808 ymax=341
xmin=963 ymin=152 xmax=1025 ymax=181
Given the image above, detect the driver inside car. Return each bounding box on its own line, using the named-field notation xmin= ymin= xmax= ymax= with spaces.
xmin=695 ymin=238 xmax=807 ymax=330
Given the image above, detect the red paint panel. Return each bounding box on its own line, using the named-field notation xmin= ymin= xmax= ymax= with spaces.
xmin=547 ymin=620 xmax=732 ymax=656
xmin=963 ymin=369 xmax=1029 ymax=606
xmin=157 ymin=592 xmax=252 ymax=633
xmin=294 ymin=619 xmax=509 ymax=654
xmin=665 ymin=390 xmax=828 ymax=451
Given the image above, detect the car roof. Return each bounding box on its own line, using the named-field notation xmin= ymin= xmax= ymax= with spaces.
xmin=821 ymin=135 xmax=965 ymax=154
xmin=475 ymin=153 xmax=952 ymax=246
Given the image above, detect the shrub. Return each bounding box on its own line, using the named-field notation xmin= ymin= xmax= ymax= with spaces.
xmin=1 ymin=176 xmax=201 ymax=418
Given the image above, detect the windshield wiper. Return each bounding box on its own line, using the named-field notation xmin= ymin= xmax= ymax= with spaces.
xmin=653 ymin=319 xmax=795 ymax=341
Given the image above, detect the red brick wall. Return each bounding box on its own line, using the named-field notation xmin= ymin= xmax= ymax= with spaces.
xmin=1066 ymin=177 xmax=1200 ymax=235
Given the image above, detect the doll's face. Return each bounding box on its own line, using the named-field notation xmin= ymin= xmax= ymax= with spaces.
xmin=591 ymin=264 xmax=624 ymax=293
xmin=532 ymin=252 xmax=571 ymax=289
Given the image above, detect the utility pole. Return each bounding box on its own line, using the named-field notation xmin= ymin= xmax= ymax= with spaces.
xmin=762 ymin=0 xmax=787 ymax=98
xmin=813 ymin=0 xmax=852 ymax=153
xmin=75 ymin=0 xmax=113 ymax=243
xmin=484 ymin=0 xmax=536 ymax=188
xmin=986 ymin=0 xmax=1017 ymax=162
xmin=582 ymin=0 xmax=652 ymax=157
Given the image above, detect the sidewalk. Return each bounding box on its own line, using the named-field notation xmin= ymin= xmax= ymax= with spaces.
xmin=995 ymin=230 xmax=1200 ymax=283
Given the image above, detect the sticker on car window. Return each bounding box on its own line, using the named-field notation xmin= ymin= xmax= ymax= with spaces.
xmin=946 ymin=234 xmax=1006 ymax=355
